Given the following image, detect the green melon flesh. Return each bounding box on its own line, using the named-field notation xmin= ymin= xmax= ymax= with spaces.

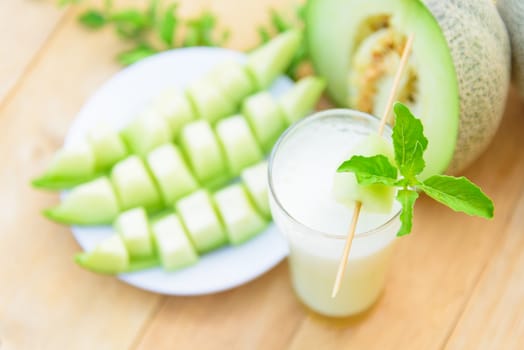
xmin=214 ymin=184 xmax=268 ymax=245
xmin=307 ymin=0 xmax=510 ymax=177
xmin=149 ymin=88 xmax=196 ymax=140
xmin=176 ymin=190 xmax=227 ymax=254
xmin=246 ymin=29 xmax=303 ymax=89
xmin=32 ymin=141 xmax=96 ymax=189
xmin=151 ymin=214 xmax=198 ymax=270
xmin=110 ymin=156 xmax=163 ymax=213
xmin=208 ymin=61 xmax=256 ymax=106
xmin=179 ymin=120 xmax=229 ymax=187
xmin=332 ymin=135 xmax=396 ymax=213
xmin=279 ymin=76 xmax=326 ymax=125
xmin=241 ymin=161 xmax=271 ymax=219
xmin=242 ymin=92 xmax=286 ymax=152
xmin=186 ymin=78 xmax=237 ymax=124
xmin=87 ymin=124 xmax=128 ymax=171
xmin=215 ymin=115 xmax=264 ymax=176
xmin=121 ymin=112 xmax=173 ymax=157
xmin=75 ymin=235 xmax=129 ymax=274
xmin=115 ymin=207 xmax=154 ymax=260
xmin=146 ymin=144 xmax=199 ymax=205
xmin=44 ymin=177 xmax=120 ymax=225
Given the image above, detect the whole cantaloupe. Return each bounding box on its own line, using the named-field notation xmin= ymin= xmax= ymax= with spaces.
xmin=497 ymin=0 xmax=524 ymax=98
xmin=307 ymin=0 xmax=511 ymax=177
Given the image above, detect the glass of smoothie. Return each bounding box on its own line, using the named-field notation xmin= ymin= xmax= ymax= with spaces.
xmin=268 ymin=109 xmax=401 ymax=318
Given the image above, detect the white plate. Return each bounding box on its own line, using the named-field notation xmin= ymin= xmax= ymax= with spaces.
xmin=65 ymin=47 xmax=290 ymax=295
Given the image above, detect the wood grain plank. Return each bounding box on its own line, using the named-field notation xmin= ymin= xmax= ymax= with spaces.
xmin=0 ymin=0 xmax=66 ymax=103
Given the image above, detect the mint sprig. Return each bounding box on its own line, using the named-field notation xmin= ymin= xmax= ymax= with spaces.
xmin=337 ymin=102 xmax=494 ymax=236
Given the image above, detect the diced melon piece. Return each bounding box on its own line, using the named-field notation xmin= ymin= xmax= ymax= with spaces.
xmin=121 ymin=111 xmax=172 ymax=156
xmin=75 ymin=235 xmax=129 ymax=274
xmin=151 ymin=214 xmax=198 ymax=270
xmin=87 ymin=124 xmax=128 ymax=171
xmin=179 ymin=120 xmax=228 ymax=187
xmin=115 ymin=207 xmax=154 ymax=260
xmin=44 ymin=177 xmax=120 ymax=225
xmin=147 ymin=144 xmax=199 ymax=205
xmin=32 ymin=141 xmax=96 ymax=189
xmin=246 ymin=29 xmax=303 ymax=89
xmin=332 ymin=135 xmax=396 ymax=213
xmin=185 ymin=78 xmax=236 ymax=124
xmin=176 ymin=190 xmax=227 ymax=253
xmin=110 ymin=156 xmax=163 ymax=212
xmin=241 ymin=161 xmax=271 ymax=218
xmin=214 ymin=184 xmax=268 ymax=245
xmin=242 ymin=92 xmax=286 ymax=152
xmin=150 ymin=88 xmax=195 ymax=140
xmin=208 ymin=61 xmax=255 ymax=105
xmin=279 ymin=76 xmax=326 ymax=125
xmin=215 ymin=115 xmax=264 ymax=176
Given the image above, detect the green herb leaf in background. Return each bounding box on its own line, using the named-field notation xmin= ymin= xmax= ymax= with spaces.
xmin=79 ymin=10 xmax=106 ymax=29
xmin=117 ymin=44 xmax=157 ymax=66
xmin=337 ymin=155 xmax=398 ymax=186
xmin=157 ymin=3 xmax=177 ymax=47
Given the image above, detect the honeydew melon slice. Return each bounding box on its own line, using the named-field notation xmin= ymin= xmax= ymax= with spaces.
xmin=278 ymin=76 xmax=326 ymax=125
xmin=242 ymin=92 xmax=286 ymax=152
xmin=208 ymin=61 xmax=256 ymax=106
xmin=115 ymin=207 xmax=154 ymax=260
xmin=306 ymin=0 xmax=510 ymax=177
xmin=75 ymin=235 xmax=129 ymax=274
xmin=215 ymin=115 xmax=264 ymax=176
xmin=87 ymin=124 xmax=128 ymax=171
xmin=176 ymin=190 xmax=227 ymax=254
xmin=241 ymin=161 xmax=270 ymax=219
xmin=44 ymin=177 xmax=120 ymax=225
xmin=146 ymin=144 xmax=199 ymax=205
xmin=149 ymin=88 xmax=196 ymax=140
xmin=110 ymin=155 xmax=163 ymax=213
xmin=121 ymin=111 xmax=173 ymax=157
xmin=32 ymin=141 xmax=96 ymax=189
xmin=185 ymin=78 xmax=236 ymax=124
xmin=179 ymin=120 xmax=228 ymax=187
xmin=213 ymin=184 xmax=268 ymax=245
xmin=246 ymin=29 xmax=303 ymax=89
xmin=332 ymin=135 xmax=396 ymax=213
xmin=151 ymin=214 xmax=198 ymax=270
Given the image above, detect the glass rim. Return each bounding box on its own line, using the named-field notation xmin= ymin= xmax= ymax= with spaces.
xmin=267 ymin=108 xmax=401 ymax=241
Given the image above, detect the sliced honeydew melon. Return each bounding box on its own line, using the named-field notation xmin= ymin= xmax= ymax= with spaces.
xmin=332 ymin=135 xmax=396 ymax=213
xmin=179 ymin=120 xmax=229 ymax=187
xmin=185 ymin=78 xmax=236 ymax=124
xmin=175 ymin=190 xmax=227 ymax=254
xmin=87 ymin=124 xmax=128 ymax=171
xmin=75 ymin=235 xmax=129 ymax=274
xmin=151 ymin=213 xmax=198 ymax=270
xmin=246 ymin=29 xmax=303 ymax=89
xmin=110 ymin=155 xmax=163 ymax=213
xmin=241 ymin=161 xmax=270 ymax=219
xmin=115 ymin=207 xmax=154 ymax=260
xmin=121 ymin=111 xmax=173 ymax=157
xmin=44 ymin=177 xmax=120 ymax=225
xmin=213 ymin=183 xmax=268 ymax=245
xmin=242 ymin=92 xmax=286 ymax=152
xmin=215 ymin=115 xmax=264 ymax=176
xmin=207 ymin=60 xmax=256 ymax=106
xmin=278 ymin=76 xmax=326 ymax=125
xmin=149 ymin=88 xmax=196 ymax=140
xmin=32 ymin=140 xmax=96 ymax=189
xmin=146 ymin=143 xmax=199 ymax=206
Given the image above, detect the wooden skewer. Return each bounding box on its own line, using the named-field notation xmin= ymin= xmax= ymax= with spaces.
xmin=331 ymin=34 xmax=415 ymax=299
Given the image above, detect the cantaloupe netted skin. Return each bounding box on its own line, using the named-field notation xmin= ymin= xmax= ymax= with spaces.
xmin=497 ymin=0 xmax=524 ymax=99
xmin=425 ymin=0 xmax=510 ymax=173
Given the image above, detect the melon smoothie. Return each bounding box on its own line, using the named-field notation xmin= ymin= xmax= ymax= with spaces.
xmin=268 ymin=109 xmax=401 ymax=317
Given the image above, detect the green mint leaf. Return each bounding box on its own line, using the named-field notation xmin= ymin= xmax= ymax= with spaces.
xmin=110 ymin=9 xmax=149 ymax=38
xmin=419 ymin=175 xmax=494 ymax=219
xmin=148 ymin=0 xmax=160 ymax=21
xmin=337 ymin=155 xmax=398 ymax=186
xmin=257 ymin=27 xmax=271 ymax=43
xmin=392 ymin=102 xmax=428 ymax=181
xmin=396 ymin=189 xmax=419 ymax=236
xmin=117 ymin=45 xmax=157 ymax=66
xmin=158 ymin=4 xmax=178 ymax=47
xmin=79 ymin=10 xmax=106 ymax=29
xmin=270 ymin=9 xmax=290 ymax=32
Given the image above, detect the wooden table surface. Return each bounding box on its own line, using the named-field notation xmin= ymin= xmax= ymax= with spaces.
xmin=2 ymin=1 xmax=524 ymax=349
